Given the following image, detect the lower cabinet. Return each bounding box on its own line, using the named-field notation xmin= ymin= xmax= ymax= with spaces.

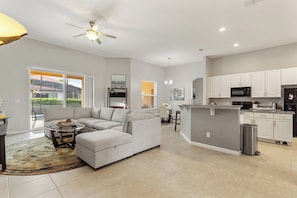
xmin=273 ymin=114 xmax=293 ymax=143
xmin=253 ymin=113 xmax=274 ymax=140
xmin=242 ymin=112 xmax=254 ymax=124
xmin=242 ymin=112 xmax=293 ymax=144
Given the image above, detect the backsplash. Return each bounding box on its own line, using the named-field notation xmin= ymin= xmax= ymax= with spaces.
xmin=209 ymin=98 xmax=283 ymax=109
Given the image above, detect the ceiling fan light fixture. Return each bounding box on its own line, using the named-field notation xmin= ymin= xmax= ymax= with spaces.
xmin=219 ymin=27 xmax=226 ymax=32
xmin=86 ymin=30 xmax=98 ymax=41
xmin=0 ymin=12 xmax=27 ymax=46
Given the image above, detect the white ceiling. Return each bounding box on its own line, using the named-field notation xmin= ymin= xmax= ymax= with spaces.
xmin=2 ymin=0 xmax=297 ymax=66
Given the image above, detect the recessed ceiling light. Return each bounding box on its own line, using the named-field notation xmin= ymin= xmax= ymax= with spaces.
xmin=198 ymin=49 xmax=204 ymax=51
xmin=233 ymin=43 xmax=239 ymax=47
xmin=219 ymin=27 xmax=226 ymax=32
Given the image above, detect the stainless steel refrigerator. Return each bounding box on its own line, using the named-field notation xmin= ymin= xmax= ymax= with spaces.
xmin=284 ymin=88 xmax=297 ymax=137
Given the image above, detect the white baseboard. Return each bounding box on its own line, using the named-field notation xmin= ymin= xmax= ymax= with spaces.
xmin=191 ymin=142 xmax=241 ymax=156
xmin=180 ymin=130 xmax=191 ymax=143
xmin=180 ymin=130 xmax=241 ymax=156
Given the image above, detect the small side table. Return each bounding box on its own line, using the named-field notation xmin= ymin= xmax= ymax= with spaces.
xmin=0 ymin=117 xmax=8 ymax=171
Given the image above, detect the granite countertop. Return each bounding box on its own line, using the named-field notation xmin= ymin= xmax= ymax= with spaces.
xmin=178 ymin=104 xmax=241 ymax=110
xmin=178 ymin=104 xmax=295 ymax=114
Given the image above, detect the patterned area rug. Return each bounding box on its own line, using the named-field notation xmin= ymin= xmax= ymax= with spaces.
xmin=0 ymin=137 xmax=85 ymax=175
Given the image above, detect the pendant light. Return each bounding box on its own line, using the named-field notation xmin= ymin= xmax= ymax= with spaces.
xmin=164 ymin=58 xmax=173 ymax=85
xmin=0 ymin=12 xmax=27 ymax=46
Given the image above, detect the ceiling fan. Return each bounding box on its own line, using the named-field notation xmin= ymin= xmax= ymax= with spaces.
xmin=66 ymin=21 xmax=116 ymax=44
xmin=244 ymin=0 xmax=264 ymax=7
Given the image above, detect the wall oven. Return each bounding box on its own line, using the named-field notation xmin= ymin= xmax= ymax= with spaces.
xmin=231 ymin=87 xmax=251 ymax=97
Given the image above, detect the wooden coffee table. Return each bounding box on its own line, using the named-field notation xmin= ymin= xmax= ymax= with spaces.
xmin=49 ymin=123 xmax=85 ymax=149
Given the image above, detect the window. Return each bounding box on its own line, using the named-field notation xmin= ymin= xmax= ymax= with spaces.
xmin=29 ymin=70 xmax=90 ymax=130
xmin=141 ymin=81 xmax=157 ymax=109
xmin=66 ymin=75 xmax=83 ymax=107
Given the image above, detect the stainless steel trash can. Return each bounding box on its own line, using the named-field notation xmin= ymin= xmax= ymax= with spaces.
xmin=240 ymin=124 xmax=260 ymax=156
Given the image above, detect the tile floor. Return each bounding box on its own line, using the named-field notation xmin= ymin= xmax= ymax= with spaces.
xmin=1 ymin=124 xmax=297 ymax=198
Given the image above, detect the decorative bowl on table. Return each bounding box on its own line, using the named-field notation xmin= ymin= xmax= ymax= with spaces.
xmin=57 ymin=119 xmax=75 ymax=127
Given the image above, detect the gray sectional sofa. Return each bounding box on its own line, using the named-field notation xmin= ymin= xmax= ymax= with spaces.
xmin=44 ymin=107 xmax=161 ymax=169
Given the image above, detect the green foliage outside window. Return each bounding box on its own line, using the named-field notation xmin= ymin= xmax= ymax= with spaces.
xmin=31 ymin=98 xmax=81 ymax=105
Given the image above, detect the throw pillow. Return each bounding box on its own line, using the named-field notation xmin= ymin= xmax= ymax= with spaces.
xmin=91 ymin=107 xmax=101 ymax=118
xmin=100 ymin=107 xmax=115 ymax=120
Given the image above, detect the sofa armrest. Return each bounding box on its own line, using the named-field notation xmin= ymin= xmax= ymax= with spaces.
xmin=129 ymin=117 xmax=161 ymax=154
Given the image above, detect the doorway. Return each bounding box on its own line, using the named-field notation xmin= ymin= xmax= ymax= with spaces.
xmin=141 ymin=81 xmax=157 ymax=109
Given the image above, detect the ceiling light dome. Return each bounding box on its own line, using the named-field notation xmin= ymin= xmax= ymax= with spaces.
xmin=0 ymin=12 xmax=27 ymax=46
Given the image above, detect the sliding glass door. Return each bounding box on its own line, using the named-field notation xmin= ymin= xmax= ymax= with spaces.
xmin=29 ymin=70 xmax=84 ymax=130
xmin=66 ymin=75 xmax=83 ymax=107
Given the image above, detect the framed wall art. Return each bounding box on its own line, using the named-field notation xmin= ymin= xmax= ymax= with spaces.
xmin=111 ymin=75 xmax=126 ymax=88
xmin=170 ymin=88 xmax=185 ymax=101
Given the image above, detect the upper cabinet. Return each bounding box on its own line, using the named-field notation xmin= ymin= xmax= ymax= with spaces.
xmin=230 ymin=72 xmax=251 ymax=87
xmin=251 ymin=70 xmax=281 ymax=98
xmin=281 ymin=68 xmax=297 ymax=85
xmin=209 ymin=75 xmax=230 ymax=98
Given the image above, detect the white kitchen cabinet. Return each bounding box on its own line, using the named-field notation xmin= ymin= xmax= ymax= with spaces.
xmin=251 ymin=71 xmax=265 ymax=97
xmin=265 ymin=70 xmax=281 ymax=97
xmin=253 ymin=113 xmax=274 ymax=140
xmin=209 ymin=75 xmax=230 ymax=98
xmin=230 ymin=73 xmax=251 ymax=87
xmin=273 ymin=114 xmax=293 ymax=143
xmin=251 ymin=70 xmax=281 ymax=98
xmin=281 ymin=68 xmax=297 ymax=85
xmin=242 ymin=112 xmax=293 ymax=144
xmin=209 ymin=76 xmax=220 ymax=98
xmin=242 ymin=112 xmax=254 ymax=124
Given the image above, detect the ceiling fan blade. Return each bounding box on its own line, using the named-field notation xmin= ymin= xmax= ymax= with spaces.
xmin=96 ymin=37 xmax=101 ymax=44
xmin=73 ymin=33 xmax=86 ymax=38
xmin=66 ymin=23 xmax=86 ymax=30
xmin=92 ymin=24 xmax=99 ymax=31
xmin=244 ymin=0 xmax=264 ymax=7
xmin=98 ymin=32 xmax=116 ymax=39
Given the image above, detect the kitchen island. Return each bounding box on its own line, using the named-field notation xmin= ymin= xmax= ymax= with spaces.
xmin=178 ymin=104 xmax=242 ymax=155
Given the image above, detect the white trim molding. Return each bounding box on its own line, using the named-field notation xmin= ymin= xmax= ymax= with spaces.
xmin=180 ymin=130 xmax=241 ymax=156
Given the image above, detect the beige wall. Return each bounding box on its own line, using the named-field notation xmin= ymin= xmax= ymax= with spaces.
xmin=0 ymin=38 xmax=105 ymax=133
xmin=208 ymin=42 xmax=297 ymax=76
xmin=130 ymin=59 xmax=166 ymax=110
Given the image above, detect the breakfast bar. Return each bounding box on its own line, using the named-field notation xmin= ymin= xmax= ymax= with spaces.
xmin=178 ymin=104 xmax=242 ymax=155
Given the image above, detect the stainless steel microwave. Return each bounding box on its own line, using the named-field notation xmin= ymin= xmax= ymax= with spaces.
xmin=231 ymin=87 xmax=251 ymax=97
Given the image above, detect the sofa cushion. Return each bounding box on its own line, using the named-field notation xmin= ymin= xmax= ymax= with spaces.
xmin=93 ymin=121 xmax=122 ymax=130
xmin=74 ymin=107 xmax=92 ymax=119
xmin=122 ymin=113 xmax=155 ymax=134
xmin=91 ymin=107 xmax=101 ymax=118
xmin=112 ymin=125 xmax=123 ymax=132
xmin=111 ymin=109 xmax=131 ymax=123
xmin=76 ymin=129 xmax=132 ymax=152
xmin=44 ymin=108 xmax=74 ymax=122
xmin=99 ymin=107 xmax=115 ymax=120
xmin=76 ymin=118 xmax=106 ymax=128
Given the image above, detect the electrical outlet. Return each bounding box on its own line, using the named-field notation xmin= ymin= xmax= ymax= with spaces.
xmin=206 ymin=131 xmax=211 ymax=138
